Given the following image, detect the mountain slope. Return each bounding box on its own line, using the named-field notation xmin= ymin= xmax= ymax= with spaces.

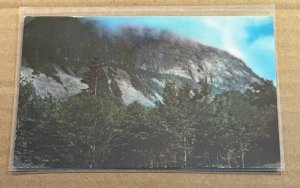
xmin=20 ymin=17 xmax=261 ymax=106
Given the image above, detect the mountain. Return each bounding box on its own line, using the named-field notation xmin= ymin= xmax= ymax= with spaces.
xmin=20 ymin=17 xmax=261 ymax=106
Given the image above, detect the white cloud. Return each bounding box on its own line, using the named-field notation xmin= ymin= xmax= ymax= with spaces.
xmin=200 ymin=17 xmax=250 ymax=59
xmin=199 ymin=16 xmax=274 ymax=60
xmin=194 ymin=16 xmax=275 ymax=81
xmin=222 ymin=29 xmax=246 ymax=59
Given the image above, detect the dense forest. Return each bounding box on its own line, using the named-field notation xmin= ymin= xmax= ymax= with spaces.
xmin=14 ymin=73 xmax=280 ymax=169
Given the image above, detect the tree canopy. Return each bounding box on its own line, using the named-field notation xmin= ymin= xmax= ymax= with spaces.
xmin=14 ymin=78 xmax=280 ymax=169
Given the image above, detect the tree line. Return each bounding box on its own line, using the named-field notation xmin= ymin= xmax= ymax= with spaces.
xmin=14 ymin=73 xmax=280 ymax=169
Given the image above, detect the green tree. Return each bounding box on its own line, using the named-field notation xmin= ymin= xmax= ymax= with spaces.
xmin=158 ymin=81 xmax=198 ymax=168
xmin=211 ymin=91 xmax=265 ymax=168
xmin=192 ymin=102 xmax=226 ymax=168
xmin=59 ymin=94 xmax=125 ymax=168
xmin=14 ymin=79 xmax=65 ymax=167
xmin=245 ymin=79 xmax=277 ymax=107
xmin=245 ymin=80 xmax=280 ymax=166
xmin=116 ymin=101 xmax=171 ymax=168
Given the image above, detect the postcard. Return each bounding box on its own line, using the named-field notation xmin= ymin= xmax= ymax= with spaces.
xmin=11 ymin=7 xmax=282 ymax=172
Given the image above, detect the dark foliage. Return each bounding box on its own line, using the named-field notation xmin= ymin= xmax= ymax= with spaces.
xmin=13 ymin=78 xmax=280 ymax=169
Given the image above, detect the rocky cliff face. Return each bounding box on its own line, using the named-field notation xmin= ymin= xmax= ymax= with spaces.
xmin=20 ymin=17 xmax=261 ymax=106
xmin=133 ymin=38 xmax=260 ymax=91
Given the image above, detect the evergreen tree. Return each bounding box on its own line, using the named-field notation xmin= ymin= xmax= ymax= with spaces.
xmin=246 ymin=79 xmax=277 ymax=107
xmin=211 ymin=91 xmax=264 ymax=167
xmin=82 ymin=56 xmax=107 ymax=96
xmin=245 ymin=80 xmax=280 ymax=165
xmin=60 ymin=94 xmax=125 ymax=168
xmin=15 ymin=79 xmax=65 ymax=167
xmin=158 ymin=81 xmax=197 ymax=168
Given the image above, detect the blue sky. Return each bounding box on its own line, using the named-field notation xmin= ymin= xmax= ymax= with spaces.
xmin=87 ymin=16 xmax=276 ymax=83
